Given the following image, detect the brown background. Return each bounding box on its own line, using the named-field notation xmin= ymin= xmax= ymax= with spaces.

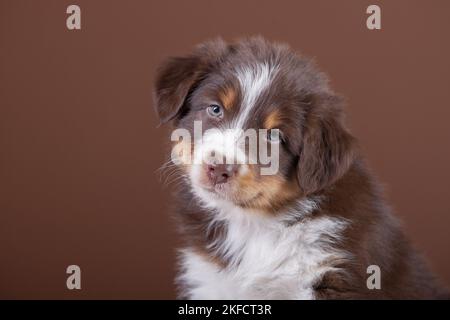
xmin=1 ymin=0 xmax=449 ymax=299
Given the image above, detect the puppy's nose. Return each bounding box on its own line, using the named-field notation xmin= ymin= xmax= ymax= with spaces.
xmin=206 ymin=163 xmax=239 ymax=184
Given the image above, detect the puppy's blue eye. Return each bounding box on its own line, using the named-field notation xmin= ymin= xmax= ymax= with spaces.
xmin=267 ymin=129 xmax=282 ymax=143
xmin=207 ymin=104 xmax=223 ymax=117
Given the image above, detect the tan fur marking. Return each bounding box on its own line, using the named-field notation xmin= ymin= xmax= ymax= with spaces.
xmin=235 ymin=166 xmax=300 ymax=213
xmin=264 ymin=109 xmax=282 ymax=129
xmin=219 ymin=87 xmax=237 ymax=110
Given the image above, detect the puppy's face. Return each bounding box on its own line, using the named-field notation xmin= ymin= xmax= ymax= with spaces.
xmin=155 ymin=38 xmax=355 ymax=213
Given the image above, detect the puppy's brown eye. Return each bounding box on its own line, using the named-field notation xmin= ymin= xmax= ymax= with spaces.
xmin=207 ymin=104 xmax=223 ymax=118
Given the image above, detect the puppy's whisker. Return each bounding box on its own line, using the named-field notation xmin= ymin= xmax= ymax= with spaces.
xmin=162 ymin=168 xmax=183 ymax=186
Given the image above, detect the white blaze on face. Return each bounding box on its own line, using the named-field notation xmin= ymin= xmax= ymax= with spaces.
xmin=233 ymin=62 xmax=279 ymax=129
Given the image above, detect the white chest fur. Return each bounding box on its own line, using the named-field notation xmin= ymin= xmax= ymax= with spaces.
xmin=177 ymin=201 xmax=349 ymax=300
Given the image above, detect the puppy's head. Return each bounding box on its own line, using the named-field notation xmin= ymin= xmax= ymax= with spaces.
xmin=154 ymin=37 xmax=356 ymax=213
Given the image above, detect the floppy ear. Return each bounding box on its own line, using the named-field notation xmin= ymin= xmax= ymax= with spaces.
xmin=153 ymin=39 xmax=228 ymax=124
xmin=296 ymin=94 xmax=357 ymax=195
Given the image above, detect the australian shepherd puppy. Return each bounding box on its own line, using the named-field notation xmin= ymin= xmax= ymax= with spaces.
xmin=154 ymin=37 xmax=446 ymax=299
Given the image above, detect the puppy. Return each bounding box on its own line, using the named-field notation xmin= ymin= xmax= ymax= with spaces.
xmin=154 ymin=37 xmax=446 ymax=299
